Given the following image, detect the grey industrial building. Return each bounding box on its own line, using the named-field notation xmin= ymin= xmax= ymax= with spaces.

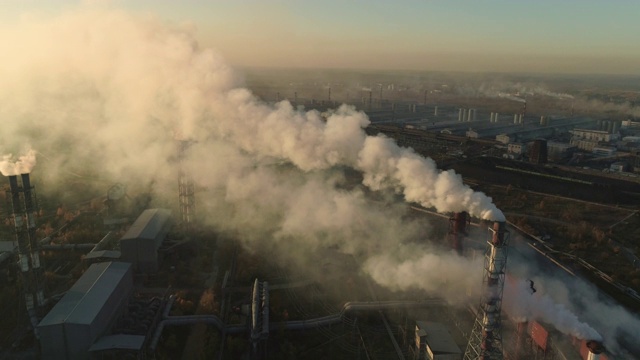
xmin=37 ymin=261 xmax=133 ymax=360
xmin=120 ymin=208 xmax=172 ymax=273
xmin=413 ymin=321 xmax=462 ymax=360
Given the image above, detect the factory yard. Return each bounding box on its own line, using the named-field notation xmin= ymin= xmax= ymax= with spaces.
xmin=482 ymin=183 xmax=640 ymax=292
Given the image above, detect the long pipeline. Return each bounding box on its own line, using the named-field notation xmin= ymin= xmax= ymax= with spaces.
xmin=149 ymin=299 xmax=445 ymax=352
xmin=273 ymin=299 xmax=446 ymax=331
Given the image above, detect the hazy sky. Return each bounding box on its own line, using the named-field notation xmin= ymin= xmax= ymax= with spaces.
xmin=4 ymin=0 xmax=640 ymax=74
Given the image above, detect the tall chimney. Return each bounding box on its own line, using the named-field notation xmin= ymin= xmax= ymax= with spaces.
xmin=21 ymin=173 xmax=44 ymax=306
xmin=448 ymin=211 xmax=469 ymax=255
xmin=8 ymin=176 xmax=36 ymax=314
xmin=434 ymin=105 xmax=438 ymax=116
xmin=481 ymin=221 xmax=508 ymax=356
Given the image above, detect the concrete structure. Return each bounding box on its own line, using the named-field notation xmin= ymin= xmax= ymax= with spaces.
xmin=414 ymin=321 xmax=462 ymax=360
xmin=120 ymin=208 xmax=172 ymax=273
xmin=38 ymin=262 xmax=133 ymax=360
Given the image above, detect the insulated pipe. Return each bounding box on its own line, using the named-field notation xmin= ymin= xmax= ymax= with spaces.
xmin=40 ymin=244 xmax=96 ymax=251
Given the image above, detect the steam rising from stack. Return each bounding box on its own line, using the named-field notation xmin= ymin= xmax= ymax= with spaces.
xmin=0 ymin=149 xmax=37 ymax=176
xmin=2 ymin=7 xmax=636 ymax=354
xmin=504 ymin=279 xmax=602 ymax=341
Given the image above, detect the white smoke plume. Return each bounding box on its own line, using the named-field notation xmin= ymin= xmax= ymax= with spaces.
xmin=363 ymin=246 xmax=484 ymax=305
xmin=0 ymin=6 xmax=503 ymax=222
xmin=2 ymin=6 xmax=637 ymax=356
xmin=0 ymin=149 xmax=37 ymax=176
xmin=504 ymin=278 xmax=602 ymax=341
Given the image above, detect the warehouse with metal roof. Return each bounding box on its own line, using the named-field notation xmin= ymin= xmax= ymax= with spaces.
xmin=120 ymin=208 xmax=172 ymax=273
xmin=37 ymin=261 xmax=133 ymax=360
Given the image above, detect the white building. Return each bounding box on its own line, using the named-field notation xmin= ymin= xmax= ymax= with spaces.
xmin=570 ymin=129 xmax=620 ymax=151
xmin=496 ymin=133 xmax=510 ymax=144
xmin=508 ymin=142 xmax=526 ymax=155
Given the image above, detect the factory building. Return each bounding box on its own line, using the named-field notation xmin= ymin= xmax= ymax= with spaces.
xmin=120 ymin=208 xmax=172 ymax=273
xmin=38 ymin=262 xmax=133 ymax=360
xmin=412 ymin=321 xmax=461 ymax=360
xmin=570 ymin=129 xmax=620 ymax=151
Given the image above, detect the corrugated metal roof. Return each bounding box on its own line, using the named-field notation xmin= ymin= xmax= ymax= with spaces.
xmin=38 ymin=262 xmax=131 ymax=327
xmin=89 ymin=334 xmax=145 ymax=352
xmin=0 ymin=241 xmax=17 ymax=252
xmin=84 ymin=250 xmax=121 ymax=260
xmin=120 ymin=209 xmax=171 ymax=244
xmin=415 ymin=321 xmax=461 ymax=355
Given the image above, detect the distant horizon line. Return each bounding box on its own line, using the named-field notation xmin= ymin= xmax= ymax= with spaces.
xmin=236 ymin=65 xmax=640 ymax=79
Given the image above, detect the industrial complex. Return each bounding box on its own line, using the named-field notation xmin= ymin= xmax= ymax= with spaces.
xmin=0 ymin=75 xmax=639 ymax=360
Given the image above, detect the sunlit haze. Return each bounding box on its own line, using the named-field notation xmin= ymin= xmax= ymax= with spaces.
xmin=3 ymin=0 xmax=640 ymax=74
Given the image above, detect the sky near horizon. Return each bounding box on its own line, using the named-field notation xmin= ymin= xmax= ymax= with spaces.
xmin=3 ymin=0 xmax=640 ymax=75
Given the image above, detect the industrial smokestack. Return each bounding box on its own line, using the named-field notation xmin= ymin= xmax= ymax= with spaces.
xmin=459 ymin=108 xmax=463 ymax=122
xmin=513 ymin=114 xmax=518 ymax=124
xmin=20 ymin=173 xmax=45 ymax=307
xmin=434 ymin=105 xmax=438 ymax=116
xmin=482 ymin=222 xmax=508 ymax=356
xmin=8 ymin=176 xmax=28 ymax=273
xmin=586 ymin=340 xmax=604 ymax=360
xmin=448 ymin=211 xmax=469 ymax=255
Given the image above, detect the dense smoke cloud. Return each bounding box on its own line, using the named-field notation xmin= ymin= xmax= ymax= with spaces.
xmin=0 ymin=6 xmax=500 ymax=295
xmin=363 ymin=246 xmax=484 ymax=304
xmin=0 ymin=149 xmax=37 ymax=176
xmin=504 ymin=278 xmax=602 ymax=341
xmin=3 ymin=6 xmax=635 ymax=353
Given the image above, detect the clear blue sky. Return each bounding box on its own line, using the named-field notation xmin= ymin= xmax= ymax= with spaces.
xmin=4 ymin=0 xmax=640 ymax=74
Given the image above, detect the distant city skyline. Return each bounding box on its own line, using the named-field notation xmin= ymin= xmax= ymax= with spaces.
xmin=3 ymin=0 xmax=640 ymax=75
